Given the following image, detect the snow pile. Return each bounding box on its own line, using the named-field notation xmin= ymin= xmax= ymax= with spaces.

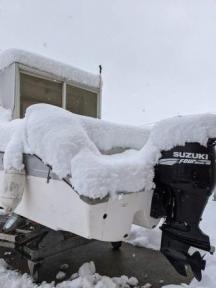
xmin=0 ymin=259 xmax=139 ymax=288
xmin=126 ymin=223 xmax=162 ymax=251
xmin=151 ymin=114 xmax=216 ymax=151
xmin=25 ymin=104 xmax=100 ymax=179
xmin=0 ymin=49 xmax=100 ymax=89
xmin=24 ymin=104 xmax=153 ymax=199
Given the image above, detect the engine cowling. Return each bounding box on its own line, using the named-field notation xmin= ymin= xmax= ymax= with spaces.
xmin=151 ymin=139 xmax=216 ymax=281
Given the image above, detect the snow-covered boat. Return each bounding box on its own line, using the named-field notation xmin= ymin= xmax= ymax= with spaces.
xmin=0 ymin=103 xmax=214 ymax=282
xmin=0 ymin=49 xmax=215 ymax=282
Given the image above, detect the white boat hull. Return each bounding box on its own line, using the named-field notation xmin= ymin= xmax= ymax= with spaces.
xmin=0 ymin=154 xmax=160 ymax=242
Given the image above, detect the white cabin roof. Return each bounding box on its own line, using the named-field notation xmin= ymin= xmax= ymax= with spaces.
xmin=0 ymin=49 xmax=100 ymax=89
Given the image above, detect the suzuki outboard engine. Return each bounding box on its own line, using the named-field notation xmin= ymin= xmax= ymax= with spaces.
xmin=151 ymin=139 xmax=216 ymax=281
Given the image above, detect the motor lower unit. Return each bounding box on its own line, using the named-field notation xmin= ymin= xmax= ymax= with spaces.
xmin=151 ymin=139 xmax=216 ymax=281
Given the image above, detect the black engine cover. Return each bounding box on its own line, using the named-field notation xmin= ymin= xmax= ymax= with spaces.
xmin=151 ymin=140 xmax=216 ymax=281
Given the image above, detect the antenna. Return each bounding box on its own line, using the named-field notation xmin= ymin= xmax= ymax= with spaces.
xmin=99 ymin=65 xmax=102 ymax=75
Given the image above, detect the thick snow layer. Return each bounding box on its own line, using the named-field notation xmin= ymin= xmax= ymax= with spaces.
xmin=0 ymin=104 xmax=152 ymax=199
xmin=25 ymin=104 xmax=100 ymax=179
xmin=1 ymin=105 xmax=216 ymax=285
xmin=0 ymin=49 xmax=100 ymax=89
xmin=24 ymin=104 xmax=154 ymax=198
xmin=151 ymin=114 xmax=216 ymax=150
xmin=1 ymin=104 xmax=216 ymax=199
xmin=70 ymin=112 xmax=216 ymax=198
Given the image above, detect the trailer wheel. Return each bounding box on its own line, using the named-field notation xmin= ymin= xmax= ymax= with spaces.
xmin=111 ymin=241 xmax=122 ymax=250
xmin=27 ymin=260 xmax=41 ymax=282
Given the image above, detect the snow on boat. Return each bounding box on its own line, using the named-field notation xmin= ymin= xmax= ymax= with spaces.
xmin=0 ymin=104 xmax=215 ymax=282
xmin=0 ymin=104 xmax=158 ymax=242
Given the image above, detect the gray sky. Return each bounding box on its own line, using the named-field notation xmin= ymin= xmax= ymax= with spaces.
xmin=0 ymin=0 xmax=216 ymax=125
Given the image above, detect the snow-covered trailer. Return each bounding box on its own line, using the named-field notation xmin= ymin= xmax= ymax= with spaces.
xmin=0 ymin=49 xmax=102 ymax=119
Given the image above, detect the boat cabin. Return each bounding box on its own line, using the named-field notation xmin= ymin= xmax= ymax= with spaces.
xmin=0 ymin=49 xmax=102 ymax=118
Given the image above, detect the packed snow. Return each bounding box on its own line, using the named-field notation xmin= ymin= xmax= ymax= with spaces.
xmin=1 ymin=104 xmax=216 ymax=199
xmin=0 ymin=49 xmax=100 ymax=89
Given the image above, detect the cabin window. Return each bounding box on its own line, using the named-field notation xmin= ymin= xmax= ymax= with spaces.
xmin=66 ymin=85 xmax=98 ymax=118
xmin=20 ymin=73 xmax=62 ymax=117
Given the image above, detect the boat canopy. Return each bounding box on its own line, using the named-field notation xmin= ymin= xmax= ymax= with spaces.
xmin=0 ymin=49 xmax=102 ymax=118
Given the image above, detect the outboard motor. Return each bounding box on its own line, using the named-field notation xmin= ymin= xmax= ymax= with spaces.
xmin=151 ymin=139 xmax=216 ymax=281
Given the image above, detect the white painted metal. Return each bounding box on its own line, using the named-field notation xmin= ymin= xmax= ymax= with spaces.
xmin=0 ymin=171 xmax=159 ymax=242
xmin=0 ymin=63 xmax=16 ymax=112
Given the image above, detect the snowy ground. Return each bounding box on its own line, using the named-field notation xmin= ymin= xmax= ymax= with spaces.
xmin=0 ymin=259 xmax=140 ymax=288
xmin=0 ymin=199 xmax=215 ymax=287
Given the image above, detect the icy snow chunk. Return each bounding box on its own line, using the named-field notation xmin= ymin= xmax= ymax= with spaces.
xmin=141 ymin=284 xmax=152 ymax=288
xmin=95 ymin=276 xmax=116 ymax=288
xmin=56 ymin=271 xmax=66 ymax=280
xmin=70 ymin=272 xmax=79 ymax=280
xmin=126 ymin=224 xmax=162 ymax=251
xmin=127 ymin=277 xmax=138 ymax=286
xmin=78 ymin=262 xmax=96 ymax=277
xmin=3 ymin=251 xmax=11 ymax=256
